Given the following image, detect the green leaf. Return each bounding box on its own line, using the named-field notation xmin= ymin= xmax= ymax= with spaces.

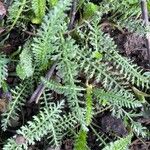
xmin=48 ymin=0 xmax=58 ymax=7
xmin=31 ymin=0 xmax=46 ymax=24
xmin=143 ymin=71 xmax=150 ymax=77
xmin=92 ymin=51 xmax=103 ymax=59
xmin=100 ymin=99 xmax=109 ymax=106
xmin=16 ymin=43 xmax=34 ymax=80
xmin=102 ymin=134 xmax=132 ymax=150
xmin=74 ymin=130 xmax=89 ymax=150
xmin=0 ymin=54 xmax=8 ymax=88
xmin=126 ymin=0 xmax=137 ymax=4
xmin=85 ymin=84 xmax=93 ymax=126
xmin=16 ymin=64 xmax=26 ymax=80
xmin=83 ymin=2 xmax=98 ymax=19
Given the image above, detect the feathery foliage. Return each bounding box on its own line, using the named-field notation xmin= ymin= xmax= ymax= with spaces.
xmin=77 ymin=20 xmax=133 ymax=98
xmin=85 ymin=84 xmax=93 ymax=126
xmin=99 ymin=0 xmax=146 ymax=34
xmin=0 ymin=54 xmax=8 ymax=88
xmin=102 ymin=134 xmax=132 ymax=150
xmin=94 ymin=89 xmax=142 ymax=109
xmin=7 ymin=0 xmax=28 ymax=30
xmin=48 ymin=0 xmax=58 ymax=7
xmin=7 ymin=0 xmax=47 ymax=28
xmin=31 ymin=0 xmax=46 ymax=24
xmin=74 ymin=130 xmax=89 ymax=150
xmin=32 ymin=0 xmax=72 ymax=69
xmin=3 ymin=138 xmax=25 ymax=150
xmin=17 ymin=101 xmax=64 ymax=145
xmin=2 ymin=0 xmax=150 ymax=149
xmin=83 ymin=2 xmax=98 ymax=19
xmin=1 ymin=81 xmax=32 ymax=131
xmin=110 ymin=51 xmax=150 ymax=88
xmin=16 ymin=41 xmax=34 ymax=80
xmin=47 ymin=112 xmax=78 ymax=146
xmin=3 ymin=101 xmax=78 ymax=149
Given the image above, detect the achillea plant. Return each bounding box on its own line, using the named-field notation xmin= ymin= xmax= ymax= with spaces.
xmin=1 ymin=0 xmax=150 ymax=149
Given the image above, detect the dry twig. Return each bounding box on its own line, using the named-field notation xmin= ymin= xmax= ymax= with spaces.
xmin=141 ymin=0 xmax=150 ymax=64
xmin=68 ymin=0 xmax=78 ymax=30
xmin=29 ymin=63 xmax=57 ymax=103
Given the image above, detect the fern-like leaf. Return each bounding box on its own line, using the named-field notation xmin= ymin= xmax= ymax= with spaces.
xmin=41 ymin=35 xmax=87 ymax=129
xmin=85 ymin=84 xmax=93 ymax=126
xmin=17 ymin=101 xmax=64 ymax=145
xmin=0 ymin=54 xmax=8 ymax=88
xmin=131 ymin=121 xmax=148 ymax=138
xmin=102 ymin=134 xmax=132 ymax=150
xmin=3 ymin=138 xmax=27 ymax=150
xmin=110 ymin=51 xmax=150 ymax=88
xmin=77 ymin=19 xmax=134 ymax=98
xmin=42 ymin=78 xmax=87 ymax=129
xmin=48 ymin=113 xmax=78 ymax=146
xmin=31 ymin=0 xmax=46 ymax=24
xmin=48 ymin=0 xmax=58 ymax=7
xmin=94 ymin=89 xmax=142 ymax=109
xmin=16 ymin=42 xmax=34 ymax=80
xmin=74 ymin=130 xmax=89 ymax=150
xmin=42 ymin=79 xmax=85 ymax=95
xmin=32 ymin=0 xmax=72 ymax=69
xmin=7 ymin=0 xmax=28 ymax=30
xmin=1 ymin=81 xmax=31 ymax=131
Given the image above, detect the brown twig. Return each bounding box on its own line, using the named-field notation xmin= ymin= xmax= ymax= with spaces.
xmin=68 ymin=0 xmax=78 ymax=30
xmin=141 ymin=0 xmax=150 ymax=64
xmin=23 ymin=30 xmax=37 ymax=36
xmin=29 ymin=63 xmax=57 ymax=103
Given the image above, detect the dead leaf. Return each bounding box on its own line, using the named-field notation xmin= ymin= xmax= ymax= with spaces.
xmin=15 ymin=135 xmax=26 ymax=145
xmin=0 ymin=28 xmax=5 ymax=34
xmin=0 ymin=1 xmax=6 ymax=18
xmin=101 ymin=114 xmax=128 ymax=137
xmin=0 ymin=99 xmax=7 ymax=112
xmin=0 ymin=92 xmax=12 ymax=112
xmin=46 ymin=146 xmax=61 ymax=150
